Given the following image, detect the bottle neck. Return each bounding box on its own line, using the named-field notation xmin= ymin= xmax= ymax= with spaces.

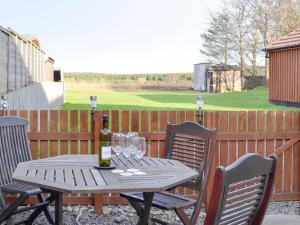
xmin=102 ymin=120 xmax=109 ymax=129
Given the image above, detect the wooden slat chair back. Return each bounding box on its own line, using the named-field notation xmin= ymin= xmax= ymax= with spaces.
xmin=0 ymin=117 xmax=32 ymax=186
xmin=204 ymin=154 xmax=277 ymax=225
xmin=121 ymin=122 xmax=217 ymax=225
xmin=0 ymin=116 xmax=54 ymax=225
xmin=165 ymin=122 xmax=216 ymax=191
xmin=168 ymin=133 xmax=206 ymax=171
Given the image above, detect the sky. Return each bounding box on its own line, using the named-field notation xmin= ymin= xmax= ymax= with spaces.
xmin=0 ymin=0 xmax=221 ymax=73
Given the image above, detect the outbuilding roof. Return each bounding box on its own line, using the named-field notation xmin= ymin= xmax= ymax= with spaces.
xmin=208 ymin=64 xmax=239 ymax=71
xmin=266 ymin=28 xmax=300 ymax=51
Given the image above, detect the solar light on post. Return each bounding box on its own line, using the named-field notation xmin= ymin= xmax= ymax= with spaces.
xmin=90 ymin=96 xmax=97 ymax=112
xmin=0 ymin=96 xmax=8 ymax=116
xmin=196 ymin=96 xmax=204 ymax=125
xmin=90 ymin=96 xmax=97 ymax=130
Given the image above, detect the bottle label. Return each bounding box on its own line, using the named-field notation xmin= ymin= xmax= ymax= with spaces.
xmin=102 ymin=146 xmax=111 ymax=160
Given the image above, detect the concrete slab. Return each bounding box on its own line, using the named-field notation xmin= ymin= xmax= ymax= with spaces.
xmin=263 ymin=215 xmax=300 ymax=225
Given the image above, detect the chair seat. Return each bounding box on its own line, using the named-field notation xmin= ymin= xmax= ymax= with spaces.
xmin=121 ymin=191 xmax=196 ymax=210
xmin=1 ymin=182 xmax=42 ymax=195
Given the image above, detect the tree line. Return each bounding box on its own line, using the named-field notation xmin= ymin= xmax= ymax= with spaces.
xmin=64 ymin=72 xmax=193 ymax=82
xmin=201 ymin=0 xmax=300 ymax=80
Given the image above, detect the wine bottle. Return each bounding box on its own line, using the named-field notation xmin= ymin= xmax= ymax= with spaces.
xmin=99 ymin=115 xmax=111 ymax=167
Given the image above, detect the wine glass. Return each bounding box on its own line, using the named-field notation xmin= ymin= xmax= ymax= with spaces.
xmin=128 ymin=132 xmax=138 ymax=154
xmin=111 ymin=133 xmax=124 ymax=173
xmin=120 ymin=134 xmax=133 ymax=176
xmin=127 ymin=132 xmax=140 ymax=173
xmin=134 ymin=137 xmax=147 ymax=175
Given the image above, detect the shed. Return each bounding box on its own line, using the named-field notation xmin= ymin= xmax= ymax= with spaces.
xmin=266 ymin=28 xmax=300 ymax=107
xmin=193 ymin=63 xmax=241 ymax=92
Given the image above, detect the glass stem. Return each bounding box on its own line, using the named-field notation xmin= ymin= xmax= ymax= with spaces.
xmin=117 ymin=155 xmax=120 ymax=169
xmin=132 ymin=154 xmax=135 ymax=167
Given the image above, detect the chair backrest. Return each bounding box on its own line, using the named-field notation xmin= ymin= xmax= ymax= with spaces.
xmin=164 ymin=122 xmax=217 ymax=190
xmin=204 ymin=154 xmax=277 ymax=225
xmin=0 ymin=116 xmax=32 ymax=186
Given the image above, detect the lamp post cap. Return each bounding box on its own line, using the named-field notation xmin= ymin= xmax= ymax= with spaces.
xmin=196 ymin=96 xmax=204 ymax=108
xmin=90 ymin=96 xmax=97 ymax=110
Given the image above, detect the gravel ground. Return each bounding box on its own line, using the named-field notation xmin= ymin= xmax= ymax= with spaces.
xmin=10 ymin=201 xmax=299 ymax=225
xmin=267 ymin=201 xmax=299 ymax=215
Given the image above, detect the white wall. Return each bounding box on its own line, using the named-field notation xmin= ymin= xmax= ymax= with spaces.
xmin=6 ymin=82 xmax=64 ymax=110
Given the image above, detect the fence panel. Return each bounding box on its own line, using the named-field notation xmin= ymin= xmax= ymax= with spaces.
xmin=293 ymin=111 xmax=300 ymax=193
xmin=2 ymin=109 xmax=299 ymax=208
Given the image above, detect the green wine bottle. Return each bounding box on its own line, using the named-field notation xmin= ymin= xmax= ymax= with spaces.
xmin=99 ymin=115 xmax=111 ymax=167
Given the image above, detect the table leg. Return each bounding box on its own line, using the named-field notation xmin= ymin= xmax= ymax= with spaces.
xmin=136 ymin=192 xmax=154 ymax=225
xmin=54 ymin=192 xmax=63 ymax=225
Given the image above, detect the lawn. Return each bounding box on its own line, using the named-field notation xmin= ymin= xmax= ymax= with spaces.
xmin=64 ymin=87 xmax=298 ymax=111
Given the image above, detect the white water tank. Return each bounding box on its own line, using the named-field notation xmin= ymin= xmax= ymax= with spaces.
xmin=193 ymin=63 xmax=207 ymax=91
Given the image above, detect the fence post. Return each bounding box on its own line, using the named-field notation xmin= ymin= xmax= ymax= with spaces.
xmin=92 ymin=110 xmax=104 ymax=214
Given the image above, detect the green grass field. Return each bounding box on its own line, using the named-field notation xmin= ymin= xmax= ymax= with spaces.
xmin=64 ymin=87 xmax=298 ymax=111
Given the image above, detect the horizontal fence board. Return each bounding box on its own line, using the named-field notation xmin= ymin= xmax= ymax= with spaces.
xmin=140 ymin=131 xmax=300 ymax=141
xmin=27 ymin=131 xmax=300 ymax=141
xmin=28 ymin=132 xmax=93 ymax=140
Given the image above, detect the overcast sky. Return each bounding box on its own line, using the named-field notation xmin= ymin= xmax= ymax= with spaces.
xmin=0 ymin=0 xmax=221 ymax=73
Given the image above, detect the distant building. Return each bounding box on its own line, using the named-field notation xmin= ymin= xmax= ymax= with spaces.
xmin=194 ymin=63 xmax=241 ymax=92
xmin=265 ymin=28 xmax=300 ymax=107
xmin=244 ymin=66 xmax=265 ymax=77
xmin=45 ymin=57 xmax=55 ymax=81
xmin=243 ymin=66 xmax=267 ymax=90
xmin=0 ymin=26 xmax=64 ymax=110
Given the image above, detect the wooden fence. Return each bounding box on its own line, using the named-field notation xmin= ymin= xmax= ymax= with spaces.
xmin=0 ymin=26 xmax=47 ymax=95
xmin=2 ymin=110 xmax=300 ymax=212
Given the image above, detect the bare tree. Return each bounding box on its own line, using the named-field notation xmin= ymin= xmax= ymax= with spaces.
xmin=200 ymin=0 xmax=300 ymax=83
xmin=227 ymin=0 xmax=251 ymax=82
xmin=276 ymin=0 xmax=300 ymax=35
xmin=247 ymin=0 xmax=279 ymax=79
xmin=246 ymin=29 xmax=261 ymax=76
xmin=200 ymin=9 xmax=231 ymax=64
xmin=245 ymin=0 xmax=265 ymax=76
xmin=248 ymin=0 xmax=300 ymax=78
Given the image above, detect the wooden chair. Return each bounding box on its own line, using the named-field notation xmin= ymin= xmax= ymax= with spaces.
xmin=0 ymin=116 xmax=54 ymax=225
xmin=121 ymin=122 xmax=217 ymax=225
xmin=204 ymin=153 xmax=277 ymax=225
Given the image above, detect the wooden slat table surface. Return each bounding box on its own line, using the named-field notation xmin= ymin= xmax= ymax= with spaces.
xmin=12 ymin=155 xmax=198 ymax=225
xmin=13 ymin=155 xmax=198 ymax=194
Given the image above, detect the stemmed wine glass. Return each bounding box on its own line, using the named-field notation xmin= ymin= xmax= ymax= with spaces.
xmin=111 ymin=133 xmax=124 ymax=173
xmin=120 ymin=134 xmax=133 ymax=176
xmin=134 ymin=137 xmax=147 ymax=175
xmin=127 ymin=132 xmax=139 ymax=173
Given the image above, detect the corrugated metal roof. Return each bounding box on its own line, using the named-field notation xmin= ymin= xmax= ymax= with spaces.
xmin=266 ymin=28 xmax=300 ymax=51
xmin=209 ymin=64 xmax=239 ymax=71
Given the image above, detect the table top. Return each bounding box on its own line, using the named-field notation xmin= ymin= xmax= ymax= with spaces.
xmin=12 ymin=155 xmax=198 ymax=194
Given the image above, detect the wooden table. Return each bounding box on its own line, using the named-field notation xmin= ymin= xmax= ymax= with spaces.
xmin=12 ymin=155 xmax=198 ymax=225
